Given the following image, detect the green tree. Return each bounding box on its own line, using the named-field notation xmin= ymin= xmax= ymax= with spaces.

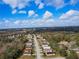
xmin=66 ymin=50 xmax=78 ymax=59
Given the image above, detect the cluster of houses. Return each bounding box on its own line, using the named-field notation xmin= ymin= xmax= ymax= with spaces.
xmin=37 ymin=35 xmax=55 ymax=56
xmin=23 ymin=39 xmax=33 ymax=56
xmin=23 ymin=34 xmax=34 ymax=56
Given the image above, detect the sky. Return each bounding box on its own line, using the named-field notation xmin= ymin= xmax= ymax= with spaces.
xmin=0 ymin=0 xmax=79 ymax=29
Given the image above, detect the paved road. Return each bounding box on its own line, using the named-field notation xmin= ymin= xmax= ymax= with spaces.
xmin=33 ymin=34 xmax=43 ymax=59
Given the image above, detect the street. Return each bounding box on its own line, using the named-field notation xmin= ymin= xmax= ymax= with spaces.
xmin=33 ymin=34 xmax=43 ymax=59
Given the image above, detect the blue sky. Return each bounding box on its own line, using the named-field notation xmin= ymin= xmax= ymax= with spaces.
xmin=0 ymin=0 xmax=79 ymax=29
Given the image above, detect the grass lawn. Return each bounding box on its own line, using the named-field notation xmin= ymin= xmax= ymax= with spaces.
xmin=18 ymin=55 xmax=35 ymax=59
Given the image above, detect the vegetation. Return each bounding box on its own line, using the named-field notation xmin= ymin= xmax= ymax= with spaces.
xmin=66 ymin=50 xmax=78 ymax=59
xmin=40 ymin=31 xmax=79 ymax=59
xmin=0 ymin=32 xmax=28 ymax=59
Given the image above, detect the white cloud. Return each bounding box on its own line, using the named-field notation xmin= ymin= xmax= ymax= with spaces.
xmin=37 ymin=19 xmax=54 ymax=26
xmin=1 ymin=16 xmax=79 ymax=29
xmin=3 ymin=0 xmax=18 ymax=9
xmin=18 ymin=3 xmax=26 ymax=9
xmin=38 ymin=3 xmax=44 ymax=9
xmin=43 ymin=0 xmax=65 ymax=9
xmin=12 ymin=9 xmax=27 ymax=14
xmin=2 ymin=0 xmax=32 ymax=9
xmin=18 ymin=10 xmax=27 ymax=14
xmin=59 ymin=10 xmax=79 ymax=20
xmin=35 ymin=0 xmax=44 ymax=9
xmin=0 ymin=19 xmax=53 ymax=29
xmin=28 ymin=10 xmax=35 ymax=17
xmin=35 ymin=0 xmax=41 ymax=5
xmin=70 ymin=0 xmax=79 ymax=5
xmin=53 ymin=0 xmax=65 ymax=9
xmin=43 ymin=11 xmax=53 ymax=19
xmin=36 ymin=11 xmax=53 ymax=26
xmin=2 ymin=0 xmax=79 ymax=11
xmin=14 ymin=20 xmax=20 ymax=24
xmin=4 ymin=20 xmax=10 ymax=23
xmin=34 ymin=14 xmax=39 ymax=17
xmin=34 ymin=10 xmax=79 ymax=27
xmin=12 ymin=9 xmax=17 ymax=14
xmin=28 ymin=10 xmax=39 ymax=18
